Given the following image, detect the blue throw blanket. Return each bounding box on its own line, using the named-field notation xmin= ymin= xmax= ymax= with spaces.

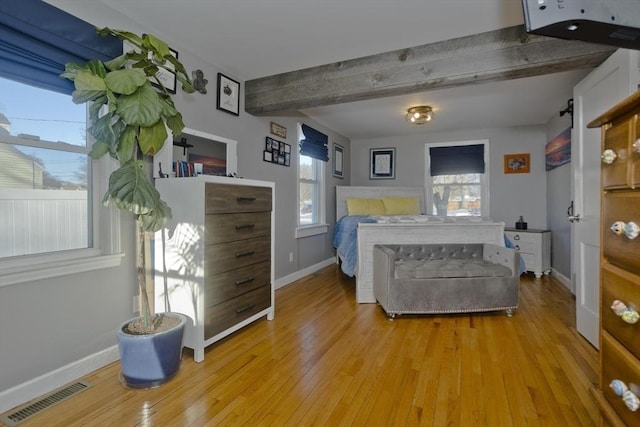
xmin=333 ymin=215 xmax=376 ymax=276
xmin=504 ymin=234 xmax=527 ymax=274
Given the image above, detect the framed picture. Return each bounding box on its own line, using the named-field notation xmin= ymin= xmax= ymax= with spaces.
xmin=270 ymin=121 xmax=287 ymax=138
xmin=264 ymin=137 xmax=290 ymax=167
xmin=504 ymin=153 xmax=530 ymax=174
xmin=216 ymin=73 xmax=240 ymax=116
xmin=155 ymin=48 xmax=177 ymax=94
xmin=333 ymin=143 xmax=344 ymax=178
xmin=545 ymin=127 xmax=571 ymax=171
xmin=370 ymin=148 xmax=395 ymax=179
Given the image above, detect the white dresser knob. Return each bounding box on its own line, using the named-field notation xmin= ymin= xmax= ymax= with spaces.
xmin=611 ymin=221 xmax=626 ymax=235
xmin=601 ymin=149 xmax=617 ymax=164
xmin=625 ymin=221 xmax=639 ymax=240
xmin=611 ymin=300 xmax=640 ymax=324
xmin=632 ymin=139 xmax=640 ymax=154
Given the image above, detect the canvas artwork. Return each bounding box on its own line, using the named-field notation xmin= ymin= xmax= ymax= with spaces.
xmin=545 ymin=127 xmax=571 ymax=171
xmin=189 ymin=153 xmax=226 ymax=176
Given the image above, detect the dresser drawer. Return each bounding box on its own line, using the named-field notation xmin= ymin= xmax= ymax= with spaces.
xmin=601 ymin=332 xmax=640 ymax=427
xmin=505 ymin=231 xmax=536 ymax=253
xmin=206 ymin=236 xmax=270 ymax=273
xmin=204 ymin=284 xmax=271 ymax=338
xmin=602 ymin=191 xmax=640 ymax=273
xmin=205 ymin=183 xmax=272 ymax=214
xmin=602 ymin=265 xmax=640 ymax=360
xmin=205 ymin=261 xmax=271 ymax=307
xmin=206 ymin=212 xmax=271 ymax=245
xmin=602 ymin=117 xmax=633 ymax=190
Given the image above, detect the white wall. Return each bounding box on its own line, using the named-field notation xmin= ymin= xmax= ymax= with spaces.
xmin=1 ymin=1 xmax=350 ymax=409
xmin=351 ymin=125 xmax=549 ymax=229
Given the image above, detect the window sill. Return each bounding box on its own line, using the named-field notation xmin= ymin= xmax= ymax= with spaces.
xmin=0 ymin=251 xmax=124 ymax=288
xmin=296 ymin=224 xmax=329 ymax=239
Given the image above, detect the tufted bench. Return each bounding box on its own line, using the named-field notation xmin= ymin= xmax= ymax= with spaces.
xmin=373 ymin=243 xmax=520 ymax=319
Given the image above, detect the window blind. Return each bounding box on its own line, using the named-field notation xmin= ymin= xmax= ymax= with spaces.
xmin=429 ymin=144 xmax=485 ymax=176
xmin=299 ymin=124 xmax=329 ymax=162
xmin=0 ymin=0 xmax=122 ymax=94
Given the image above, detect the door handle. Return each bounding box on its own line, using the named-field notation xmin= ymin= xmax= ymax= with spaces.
xmin=568 ymin=214 xmax=581 ymax=223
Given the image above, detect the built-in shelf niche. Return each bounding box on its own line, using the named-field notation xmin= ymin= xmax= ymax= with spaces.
xmin=153 ymin=127 xmax=238 ymax=178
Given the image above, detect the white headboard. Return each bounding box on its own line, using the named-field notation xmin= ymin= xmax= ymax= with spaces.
xmin=336 ymin=186 xmax=427 ymax=219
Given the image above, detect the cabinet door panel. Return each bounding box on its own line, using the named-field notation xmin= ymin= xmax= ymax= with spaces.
xmin=602 ymin=265 xmax=640 ymax=360
xmin=601 ymin=332 xmax=640 ymax=427
xmin=206 ymin=183 xmax=272 ymax=213
xmin=206 ymin=212 xmax=271 ymax=244
xmin=207 ymin=237 xmax=271 ymax=273
xmin=602 ymin=191 xmax=640 ymax=274
xmin=602 ymin=119 xmax=632 ymax=189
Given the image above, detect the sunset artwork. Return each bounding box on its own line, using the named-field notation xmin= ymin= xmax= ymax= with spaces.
xmin=189 ymin=154 xmax=226 ymax=176
xmin=545 ymin=127 xmax=571 ymax=171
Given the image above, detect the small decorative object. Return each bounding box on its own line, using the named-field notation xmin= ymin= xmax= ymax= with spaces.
xmin=270 ymin=121 xmax=287 ymax=138
xmin=192 ymin=69 xmax=208 ymax=94
xmin=610 ymin=379 xmax=629 ymax=396
xmin=370 ymin=148 xmax=395 ymax=179
xmin=504 ymin=153 xmax=530 ymax=174
xmin=263 ymin=136 xmax=290 ymax=167
xmin=611 ymin=221 xmax=626 ymax=235
xmin=611 ymin=299 xmax=629 ymax=316
xmin=624 ymin=221 xmax=639 ymax=240
xmin=515 ymin=215 xmax=528 ymax=230
xmin=216 ymin=72 xmax=240 ymax=116
xmin=333 ymin=143 xmax=344 ymax=178
xmin=610 ymin=299 xmax=639 ymax=324
xmin=601 ymin=149 xmax=617 ymax=164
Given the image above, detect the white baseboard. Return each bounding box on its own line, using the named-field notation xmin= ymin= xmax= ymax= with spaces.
xmin=550 ymin=268 xmax=574 ymax=294
xmin=0 ymin=346 xmax=119 ymax=413
xmin=274 ymin=257 xmax=336 ymax=290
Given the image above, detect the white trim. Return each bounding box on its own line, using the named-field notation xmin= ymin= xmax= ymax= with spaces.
xmin=274 ymin=257 xmax=336 ymax=290
xmin=550 ymin=268 xmax=573 ymax=293
xmin=295 ymin=223 xmax=329 ymax=238
xmin=0 ymin=346 xmax=119 ymax=413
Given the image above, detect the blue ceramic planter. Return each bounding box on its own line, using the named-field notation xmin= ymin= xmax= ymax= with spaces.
xmin=117 ymin=313 xmax=187 ymax=389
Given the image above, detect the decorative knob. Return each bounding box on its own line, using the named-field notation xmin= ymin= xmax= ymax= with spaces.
xmin=611 ymin=221 xmax=626 ymax=235
xmin=611 ymin=300 xmax=640 ymax=324
xmin=625 ymin=222 xmax=639 ymax=240
xmin=601 ymin=149 xmax=617 ymax=164
xmin=610 ymin=379 xmax=640 ymax=412
xmin=633 ymin=139 xmax=640 ymax=154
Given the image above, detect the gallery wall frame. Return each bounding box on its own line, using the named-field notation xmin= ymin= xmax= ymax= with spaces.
xmin=263 ymin=136 xmax=290 ymax=167
xmin=216 ymin=72 xmax=240 ymax=116
xmin=333 ymin=143 xmax=344 ymax=178
xmin=504 ymin=153 xmax=530 ymax=174
xmin=370 ymin=148 xmax=395 ymax=179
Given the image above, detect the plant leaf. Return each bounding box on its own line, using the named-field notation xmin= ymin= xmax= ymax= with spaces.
xmin=117 ymin=82 xmax=162 ymax=127
xmin=106 ymin=160 xmax=159 ymax=215
xmin=138 ymin=199 xmax=172 ymax=232
xmin=138 ymin=120 xmax=168 ymax=155
xmin=104 ymin=68 xmax=148 ymax=95
xmin=71 ymin=69 xmax=107 ymax=104
xmin=165 ymin=112 xmax=185 ymax=137
xmin=88 ymin=141 xmax=110 ymax=159
xmin=117 ymin=126 xmax=137 ymax=161
xmin=89 ymin=112 xmax=117 ymax=147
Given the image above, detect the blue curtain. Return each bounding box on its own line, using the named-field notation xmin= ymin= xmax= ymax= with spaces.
xmin=430 ymin=144 xmax=485 ymax=176
xmin=299 ymin=124 xmax=329 ymax=162
xmin=0 ymin=0 xmax=122 ymax=94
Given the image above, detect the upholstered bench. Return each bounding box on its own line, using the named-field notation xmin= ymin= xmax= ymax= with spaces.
xmin=373 ymin=243 xmax=520 ymax=319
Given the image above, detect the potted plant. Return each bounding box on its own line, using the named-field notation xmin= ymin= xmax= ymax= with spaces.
xmin=61 ymin=28 xmax=195 ymax=388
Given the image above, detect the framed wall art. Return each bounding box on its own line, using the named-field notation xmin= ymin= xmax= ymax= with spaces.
xmin=370 ymin=148 xmax=395 ymax=179
xmin=333 ymin=143 xmax=344 ymax=178
xmin=504 ymin=153 xmax=530 ymax=174
xmin=216 ymin=72 xmax=240 ymax=116
xmin=263 ymin=137 xmax=290 ymax=167
xmin=153 ymin=48 xmax=178 ymax=94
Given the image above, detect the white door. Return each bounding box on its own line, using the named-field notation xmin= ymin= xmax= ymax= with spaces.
xmin=572 ymin=50 xmax=639 ymax=348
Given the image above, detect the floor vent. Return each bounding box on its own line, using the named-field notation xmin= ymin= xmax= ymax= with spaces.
xmin=1 ymin=380 xmax=91 ymax=426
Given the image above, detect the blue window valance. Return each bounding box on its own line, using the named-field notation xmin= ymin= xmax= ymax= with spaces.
xmin=299 ymin=124 xmax=329 ymax=162
xmin=0 ymin=0 xmax=122 ymax=94
xmin=430 ymin=144 xmax=485 ymax=176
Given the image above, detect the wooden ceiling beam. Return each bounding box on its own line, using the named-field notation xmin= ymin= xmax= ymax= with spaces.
xmin=244 ymin=25 xmax=616 ymax=115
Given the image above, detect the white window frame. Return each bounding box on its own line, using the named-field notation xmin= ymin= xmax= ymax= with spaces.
xmin=424 ymin=139 xmax=490 ymax=217
xmin=296 ymin=126 xmax=328 ymax=239
xmin=0 ymin=104 xmax=123 ymax=287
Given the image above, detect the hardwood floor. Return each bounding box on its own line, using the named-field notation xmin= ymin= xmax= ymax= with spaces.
xmin=2 ymin=265 xmax=600 ymax=426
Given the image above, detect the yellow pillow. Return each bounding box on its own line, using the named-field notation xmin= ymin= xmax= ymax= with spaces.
xmin=346 ymin=198 xmax=386 ymax=216
xmin=382 ymin=197 xmax=420 ymax=215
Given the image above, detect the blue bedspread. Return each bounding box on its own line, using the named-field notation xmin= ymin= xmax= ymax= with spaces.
xmin=334 ymin=215 xmax=527 ymax=277
xmin=333 ymin=215 xmax=376 ymax=276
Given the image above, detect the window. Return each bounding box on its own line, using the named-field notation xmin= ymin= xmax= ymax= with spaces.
xmin=0 ymin=0 xmax=124 ymax=286
xmin=425 ymin=140 xmax=489 ymax=217
xmin=297 ymin=124 xmax=328 ymax=238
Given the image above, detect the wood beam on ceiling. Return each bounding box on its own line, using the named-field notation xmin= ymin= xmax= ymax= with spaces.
xmin=244 ymin=24 xmax=616 ymax=115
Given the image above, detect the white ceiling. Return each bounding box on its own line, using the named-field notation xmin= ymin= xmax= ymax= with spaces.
xmin=53 ymin=0 xmax=594 ymax=139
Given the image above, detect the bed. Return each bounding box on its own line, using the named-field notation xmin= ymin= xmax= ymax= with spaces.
xmin=334 ymin=186 xmax=507 ymax=303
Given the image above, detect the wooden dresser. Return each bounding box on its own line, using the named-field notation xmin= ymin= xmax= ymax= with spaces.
xmin=588 ymin=90 xmax=640 ymax=427
xmin=154 ymin=176 xmax=275 ymax=362
xmin=504 ymin=228 xmax=551 ymax=278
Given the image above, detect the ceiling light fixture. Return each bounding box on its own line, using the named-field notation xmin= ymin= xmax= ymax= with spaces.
xmin=406 ymin=106 xmax=435 ymax=125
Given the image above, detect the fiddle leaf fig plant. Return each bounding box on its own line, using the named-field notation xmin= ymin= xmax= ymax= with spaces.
xmin=61 ymin=27 xmax=195 ymax=232
xmin=61 ymin=28 xmax=195 ymax=332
